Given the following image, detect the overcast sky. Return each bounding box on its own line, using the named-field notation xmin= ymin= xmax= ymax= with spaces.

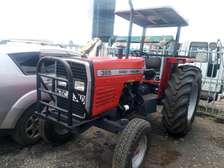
xmin=0 ymin=0 xmax=223 ymax=44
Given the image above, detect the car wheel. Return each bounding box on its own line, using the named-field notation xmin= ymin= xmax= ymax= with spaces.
xmin=12 ymin=105 xmax=41 ymax=146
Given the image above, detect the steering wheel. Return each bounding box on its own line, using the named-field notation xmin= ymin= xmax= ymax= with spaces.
xmin=131 ymin=50 xmax=149 ymax=57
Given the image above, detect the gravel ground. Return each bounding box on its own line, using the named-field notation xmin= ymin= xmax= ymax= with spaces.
xmin=0 ymin=114 xmax=224 ymax=168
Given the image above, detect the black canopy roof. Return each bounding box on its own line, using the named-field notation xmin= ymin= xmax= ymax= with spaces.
xmin=115 ymin=7 xmax=188 ymax=28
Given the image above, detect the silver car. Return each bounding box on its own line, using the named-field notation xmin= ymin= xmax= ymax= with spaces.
xmin=0 ymin=42 xmax=76 ymax=145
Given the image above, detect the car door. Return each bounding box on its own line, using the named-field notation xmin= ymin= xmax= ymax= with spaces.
xmin=0 ymin=52 xmax=39 ymax=127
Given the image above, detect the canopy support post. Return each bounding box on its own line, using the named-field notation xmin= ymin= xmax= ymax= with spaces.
xmin=173 ymin=26 xmax=181 ymax=56
xmin=126 ymin=0 xmax=134 ymax=59
xmin=140 ymin=27 xmax=146 ymax=52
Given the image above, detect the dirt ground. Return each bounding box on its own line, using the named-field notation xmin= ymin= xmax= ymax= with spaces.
xmin=0 ymin=113 xmax=224 ymax=168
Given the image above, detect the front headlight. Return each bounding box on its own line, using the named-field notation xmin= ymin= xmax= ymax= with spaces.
xmin=57 ymin=81 xmax=67 ymax=87
xmin=74 ymin=81 xmax=85 ymax=92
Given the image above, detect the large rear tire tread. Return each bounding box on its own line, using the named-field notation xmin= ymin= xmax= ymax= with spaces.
xmin=162 ymin=65 xmax=202 ymax=137
xmin=112 ymin=118 xmax=151 ymax=168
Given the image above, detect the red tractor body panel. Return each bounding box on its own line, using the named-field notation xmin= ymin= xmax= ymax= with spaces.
xmin=89 ymin=57 xmax=145 ymax=116
xmin=157 ymin=57 xmax=188 ymax=97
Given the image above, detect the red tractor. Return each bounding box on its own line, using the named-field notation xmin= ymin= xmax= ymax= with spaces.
xmin=36 ymin=1 xmax=202 ymax=168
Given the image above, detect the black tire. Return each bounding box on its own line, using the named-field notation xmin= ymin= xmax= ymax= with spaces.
xmin=39 ymin=119 xmax=73 ymax=146
xmin=112 ymin=118 xmax=151 ymax=168
xmin=162 ymin=65 xmax=202 ymax=137
xmin=13 ymin=105 xmax=41 ymax=146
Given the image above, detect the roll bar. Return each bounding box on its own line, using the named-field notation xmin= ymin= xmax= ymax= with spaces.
xmin=126 ymin=0 xmax=134 ymax=58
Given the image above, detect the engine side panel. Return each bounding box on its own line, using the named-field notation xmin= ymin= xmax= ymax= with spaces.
xmin=90 ymin=57 xmax=145 ymax=116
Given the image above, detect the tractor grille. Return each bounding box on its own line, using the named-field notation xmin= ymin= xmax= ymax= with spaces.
xmin=57 ymin=97 xmax=86 ymax=118
xmin=55 ymin=61 xmax=88 ymax=119
xmin=37 ymin=57 xmax=92 ymax=128
xmin=56 ymin=62 xmax=87 ymax=82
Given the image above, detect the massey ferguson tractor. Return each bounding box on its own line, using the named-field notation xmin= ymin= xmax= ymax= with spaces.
xmin=36 ymin=1 xmax=202 ymax=167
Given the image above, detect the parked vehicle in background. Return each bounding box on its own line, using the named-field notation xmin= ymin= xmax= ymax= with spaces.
xmin=0 ymin=40 xmax=77 ymax=145
xmin=181 ymin=40 xmax=224 ymax=101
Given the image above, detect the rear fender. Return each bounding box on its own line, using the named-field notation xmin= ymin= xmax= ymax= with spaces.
xmin=158 ymin=57 xmax=187 ymax=97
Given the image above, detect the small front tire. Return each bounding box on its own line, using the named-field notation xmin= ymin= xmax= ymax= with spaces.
xmin=112 ymin=118 xmax=151 ymax=168
xmin=39 ymin=119 xmax=73 ymax=146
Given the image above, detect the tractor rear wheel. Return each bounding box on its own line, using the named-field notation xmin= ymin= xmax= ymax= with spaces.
xmin=162 ymin=65 xmax=202 ymax=137
xmin=112 ymin=118 xmax=151 ymax=168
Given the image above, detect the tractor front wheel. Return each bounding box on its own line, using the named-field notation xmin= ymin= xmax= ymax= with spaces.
xmin=112 ymin=118 xmax=151 ymax=168
xmin=39 ymin=119 xmax=74 ymax=146
xmin=162 ymin=65 xmax=202 ymax=137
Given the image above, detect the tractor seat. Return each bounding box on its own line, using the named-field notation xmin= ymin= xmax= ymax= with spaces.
xmin=130 ymin=50 xmax=161 ymax=70
xmin=145 ymin=56 xmax=161 ymax=70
